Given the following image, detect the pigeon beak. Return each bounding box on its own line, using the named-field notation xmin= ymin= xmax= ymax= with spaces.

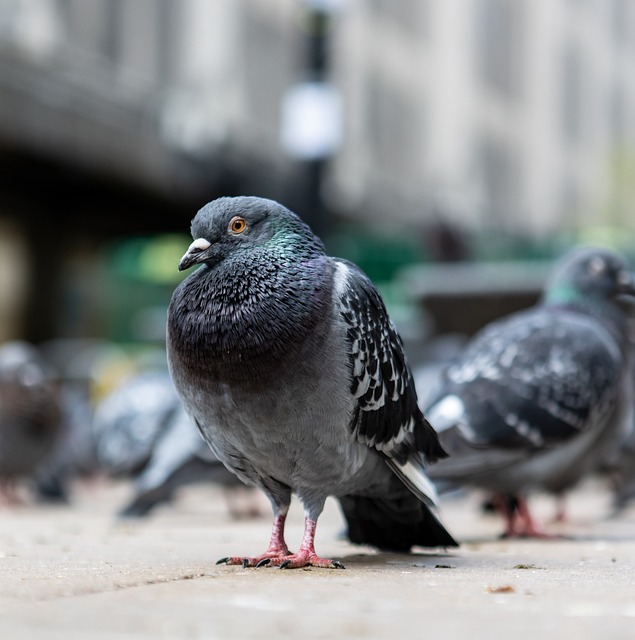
xmin=178 ymin=238 xmax=212 ymax=271
xmin=616 ymin=270 xmax=635 ymax=298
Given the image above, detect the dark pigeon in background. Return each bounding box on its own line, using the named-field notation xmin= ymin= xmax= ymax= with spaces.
xmin=92 ymin=370 xmax=260 ymax=518
xmin=0 ymin=341 xmax=62 ymax=502
xmin=425 ymin=246 xmax=635 ymax=537
xmin=607 ymin=436 xmax=635 ymax=515
xmin=602 ymin=393 xmax=635 ymax=515
xmin=167 ymin=196 xmax=457 ymax=570
xmin=34 ymin=339 xmax=111 ymax=503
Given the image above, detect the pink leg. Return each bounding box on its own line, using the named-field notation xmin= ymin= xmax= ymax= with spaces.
xmin=218 ymin=515 xmax=345 ymax=570
xmin=0 ymin=479 xmax=25 ymax=507
xmin=551 ymin=494 xmax=568 ymax=524
xmin=217 ymin=512 xmax=291 ymax=567
xmin=499 ymin=496 xmax=564 ymax=539
xmin=514 ymin=497 xmax=554 ymax=538
xmin=262 ymin=517 xmax=345 ymax=570
xmin=492 ymin=495 xmax=520 ymax=538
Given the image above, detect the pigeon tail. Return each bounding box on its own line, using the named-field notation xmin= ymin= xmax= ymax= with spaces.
xmin=385 ymin=458 xmax=440 ymax=507
xmin=338 ymin=494 xmax=458 ymax=551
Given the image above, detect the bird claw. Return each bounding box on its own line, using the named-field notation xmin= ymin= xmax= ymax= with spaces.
xmin=215 ymin=556 xmax=255 ymax=567
xmin=218 ymin=552 xmax=345 ymax=569
xmin=215 ymin=551 xmax=288 ymax=568
xmin=276 ymin=552 xmax=345 ymax=570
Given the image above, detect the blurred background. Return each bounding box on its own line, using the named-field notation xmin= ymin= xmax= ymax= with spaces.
xmin=0 ymin=0 xmax=635 ymax=513
xmin=1 ymin=0 xmax=635 ymax=348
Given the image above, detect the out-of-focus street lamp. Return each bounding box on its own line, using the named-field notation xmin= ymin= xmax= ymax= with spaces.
xmin=280 ymin=0 xmax=344 ymax=236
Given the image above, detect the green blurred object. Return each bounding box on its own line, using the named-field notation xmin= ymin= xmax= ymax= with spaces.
xmin=110 ymin=235 xmax=191 ymax=284
xmin=326 ymin=228 xmax=425 ymax=283
xmin=101 ymin=235 xmax=190 ymax=343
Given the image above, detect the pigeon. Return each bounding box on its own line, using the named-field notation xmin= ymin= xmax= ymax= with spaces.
xmin=166 ymin=195 xmax=457 ymax=570
xmin=92 ymin=370 xmax=258 ymax=518
xmin=0 ymin=341 xmax=62 ymax=502
xmin=424 ymin=246 xmax=635 ymax=537
xmin=607 ymin=443 xmax=635 ymax=515
xmin=601 ymin=395 xmax=635 ymax=515
xmin=93 ymin=370 xmax=183 ymax=478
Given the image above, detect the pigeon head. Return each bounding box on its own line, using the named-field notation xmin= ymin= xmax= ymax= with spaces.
xmin=0 ymin=341 xmax=50 ymax=386
xmin=543 ymin=246 xmax=635 ymax=305
xmin=169 ymin=196 xmax=332 ymax=372
xmin=178 ymin=196 xmax=324 ymax=272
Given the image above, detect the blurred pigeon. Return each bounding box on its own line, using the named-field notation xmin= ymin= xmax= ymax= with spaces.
xmin=608 ymin=448 xmax=635 ymax=515
xmin=0 ymin=341 xmax=62 ymax=502
xmin=413 ymin=333 xmax=468 ymax=410
xmin=425 ymin=246 xmax=635 ymax=537
xmin=167 ymin=196 xmax=457 ymax=570
xmin=92 ymin=370 xmax=260 ymax=518
xmin=602 ymin=399 xmax=635 ymax=515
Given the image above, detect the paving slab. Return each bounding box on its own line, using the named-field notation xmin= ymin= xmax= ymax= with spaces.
xmin=1 ymin=480 xmax=635 ymax=639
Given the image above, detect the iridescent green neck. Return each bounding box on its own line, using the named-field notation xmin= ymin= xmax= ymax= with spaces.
xmin=543 ymin=283 xmax=583 ymax=305
xmin=543 ymin=282 xmax=625 ymax=338
xmin=268 ymin=215 xmax=325 ymax=256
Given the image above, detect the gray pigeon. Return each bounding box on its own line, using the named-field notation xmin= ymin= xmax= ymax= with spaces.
xmin=92 ymin=370 xmax=255 ymax=518
xmin=167 ymin=196 xmax=457 ymax=569
xmin=0 ymin=341 xmax=62 ymax=502
xmin=602 ymin=395 xmax=635 ymax=515
xmin=608 ymin=442 xmax=635 ymax=515
xmin=425 ymin=246 xmax=635 ymax=537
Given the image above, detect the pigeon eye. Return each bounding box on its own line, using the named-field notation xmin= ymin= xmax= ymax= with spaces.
xmin=588 ymin=257 xmax=606 ymax=275
xmin=228 ymin=216 xmax=247 ymax=235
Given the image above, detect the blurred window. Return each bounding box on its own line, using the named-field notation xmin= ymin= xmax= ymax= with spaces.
xmin=55 ymin=0 xmax=120 ymax=61
xmin=561 ymin=43 xmax=584 ymax=145
xmin=477 ymin=135 xmax=520 ymax=227
xmin=610 ymin=84 xmax=628 ymax=148
xmin=368 ymin=0 xmax=427 ymax=36
xmin=475 ymin=0 xmax=523 ymax=99
xmin=54 ymin=0 xmax=176 ymax=85
xmin=366 ymin=73 xmax=422 ymax=179
xmin=102 ymin=0 xmax=122 ymax=64
xmin=243 ymin=10 xmax=296 ymax=139
xmin=612 ymin=0 xmax=632 ymax=46
xmin=559 ymin=179 xmax=581 ymax=227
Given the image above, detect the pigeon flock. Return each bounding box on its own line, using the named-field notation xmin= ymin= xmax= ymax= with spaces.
xmin=2 ymin=195 xmax=635 ymax=571
xmin=425 ymin=246 xmax=635 ymax=537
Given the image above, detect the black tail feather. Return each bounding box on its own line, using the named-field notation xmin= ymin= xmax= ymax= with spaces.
xmin=338 ymin=494 xmax=458 ymax=551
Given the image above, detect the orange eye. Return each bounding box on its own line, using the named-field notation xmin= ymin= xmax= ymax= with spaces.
xmin=228 ymin=216 xmax=247 ymax=234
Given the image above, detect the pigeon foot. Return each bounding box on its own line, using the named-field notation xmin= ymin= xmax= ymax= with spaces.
xmin=217 ymin=516 xmax=345 ymax=569
xmin=216 ymin=544 xmax=292 ymax=568
xmin=275 ymin=550 xmax=345 ymax=569
xmin=265 ymin=516 xmax=345 ymax=568
xmin=216 ymin=550 xmax=345 ymax=569
xmin=497 ymin=494 xmax=567 ymax=539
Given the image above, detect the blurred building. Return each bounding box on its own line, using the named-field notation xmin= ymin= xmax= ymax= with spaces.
xmin=0 ymin=0 xmax=307 ymax=341
xmin=331 ymin=0 xmax=635 ymax=236
xmin=1 ymin=0 xmax=635 ymax=341
xmin=0 ymin=0 xmax=303 ymax=202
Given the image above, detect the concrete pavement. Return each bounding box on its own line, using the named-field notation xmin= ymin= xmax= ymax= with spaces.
xmin=1 ymin=479 xmax=635 ymax=639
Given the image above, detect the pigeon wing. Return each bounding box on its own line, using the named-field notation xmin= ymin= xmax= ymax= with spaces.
xmin=441 ymin=309 xmax=623 ymax=450
xmin=334 ymin=259 xmax=446 ymax=465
